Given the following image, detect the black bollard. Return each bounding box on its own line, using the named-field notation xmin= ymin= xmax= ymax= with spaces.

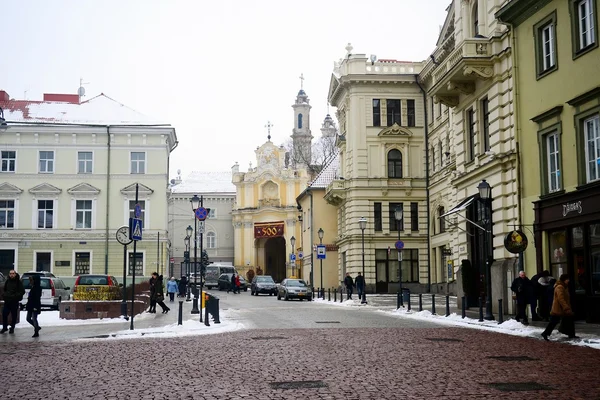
xmin=498 ymin=299 xmax=504 ymax=324
xmin=334 ymin=288 xmax=337 ymax=302
xmin=419 ymin=293 xmax=423 ymax=311
xmin=431 ymin=294 xmax=436 ymax=315
xmin=407 ymin=293 xmax=411 ymax=311
xmin=397 ymin=291 xmax=401 ymax=310
xmin=178 ymin=301 xmax=183 ymax=326
xmin=461 ymin=296 xmax=466 ymax=319
xmin=400 ymin=289 xmax=404 ymax=307
xmin=445 ymin=295 xmax=450 ymax=317
xmin=321 ymin=288 xmax=325 ymax=299
xmin=317 ymin=287 xmax=321 ymax=299
xmin=328 ymin=288 xmax=331 ymax=302
xmin=204 ymin=296 xmax=210 ymax=327
xmin=212 ymin=297 xmax=220 ymax=324
xmin=478 ymin=297 xmax=484 ymax=322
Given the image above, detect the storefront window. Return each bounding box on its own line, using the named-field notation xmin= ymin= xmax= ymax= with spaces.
xmin=549 ymin=230 xmax=567 ymax=279
xmin=590 ymin=224 xmax=600 ymax=246
xmin=572 ymin=226 xmax=584 ymax=248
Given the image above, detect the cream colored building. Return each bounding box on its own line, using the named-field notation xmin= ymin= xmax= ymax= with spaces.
xmin=419 ymin=0 xmax=518 ymax=309
xmin=325 ymin=45 xmax=429 ymax=293
xmin=0 ymin=91 xmax=176 ymax=281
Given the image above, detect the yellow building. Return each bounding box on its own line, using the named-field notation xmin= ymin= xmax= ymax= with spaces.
xmin=497 ymin=0 xmax=600 ymax=321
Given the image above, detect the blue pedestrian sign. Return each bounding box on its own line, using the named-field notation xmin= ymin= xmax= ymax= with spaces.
xmin=129 ymin=217 xmax=143 ymax=241
xmin=195 ymin=207 xmax=208 ymax=221
xmin=290 ymin=253 xmax=296 ymax=261
xmin=316 ymin=245 xmax=326 ymax=259
xmin=395 ymin=240 xmax=405 ymax=250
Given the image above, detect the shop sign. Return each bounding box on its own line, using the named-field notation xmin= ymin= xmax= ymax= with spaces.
xmin=504 ymin=230 xmax=528 ymax=254
xmin=563 ymin=201 xmax=583 ymax=217
xmin=254 ymin=221 xmax=284 ymax=238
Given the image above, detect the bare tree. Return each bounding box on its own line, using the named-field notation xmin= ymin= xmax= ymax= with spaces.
xmin=282 ymin=134 xmax=337 ymax=177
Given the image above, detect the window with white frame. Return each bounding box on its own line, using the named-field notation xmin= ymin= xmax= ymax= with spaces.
xmin=78 ymin=151 xmax=93 ymax=174
xmin=39 ymin=151 xmax=54 ymax=173
xmin=541 ymin=23 xmax=556 ymax=70
xmin=585 ymin=115 xmax=600 ymax=183
xmin=0 ymin=200 xmax=15 ymax=229
xmin=37 ymin=200 xmax=54 ymax=229
xmin=206 ymin=232 xmax=216 ymax=249
xmin=130 ymin=152 xmax=146 ymax=174
xmin=546 ymin=132 xmax=561 ymax=192
xmin=1 ymin=151 xmax=16 ymax=173
xmin=76 ymin=200 xmax=92 ymax=229
xmin=577 ymin=0 xmax=596 ymax=49
xmin=209 ymin=208 xmax=216 ymax=219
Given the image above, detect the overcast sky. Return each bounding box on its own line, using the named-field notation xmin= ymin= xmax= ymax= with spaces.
xmin=3 ymin=0 xmax=450 ymax=179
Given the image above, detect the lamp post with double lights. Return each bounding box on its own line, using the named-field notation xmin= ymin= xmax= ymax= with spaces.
xmin=290 ymin=236 xmax=296 ymax=277
xmin=184 ymin=230 xmax=191 ymax=301
xmin=318 ymin=228 xmax=324 ymax=294
xmin=478 ymin=179 xmax=495 ymax=321
xmin=358 ymin=217 xmax=367 ymax=304
xmin=394 ymin=206 xmax=404 ymax=304
xmin=190 ymin=195 xmax=200 ymax=314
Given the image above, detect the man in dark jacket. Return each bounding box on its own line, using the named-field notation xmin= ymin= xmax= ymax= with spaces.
xmin=26 ymin=275 xmax=42 ymax=337
xmin=511 ymin=271 xmax=533 ymax=325
xmin=148 ymin=273 xmax=157 ymax=313
xmin=344 ymin=273 xmax=354 ymax=300
xmin=1 ymin=270 xmax=25 ymax=334
xmin=355 ymin=272 xmax=365 ymax=300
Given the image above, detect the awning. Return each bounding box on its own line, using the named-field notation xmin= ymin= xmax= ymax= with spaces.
xmin=439 ymin=194 xmax=479 ymax=218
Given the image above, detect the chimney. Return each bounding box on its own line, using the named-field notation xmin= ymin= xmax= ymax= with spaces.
xmin=43 ymin=93 xmax=80 ymax=104
xmin=0 ymin=91 xmax=9 ymax=101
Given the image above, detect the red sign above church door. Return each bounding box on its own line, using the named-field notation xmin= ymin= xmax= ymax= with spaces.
xmin=254 ymin=221 xmax=285 ymax=238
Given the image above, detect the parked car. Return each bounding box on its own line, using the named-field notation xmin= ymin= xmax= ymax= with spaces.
xmin=73 ymin=274 xmax=121 ymax=300
xmin=277 ymin=279 xmax=312 ymax=301
xmin=21 ymin=270 xmax=56 ymax=279
xmin=251 ymin=275 xmax=277 ymax=296
xmin=217 ymin=273 xmax=248 ymax=292
xmin=20 ymin=277 xmax=70 ymax=310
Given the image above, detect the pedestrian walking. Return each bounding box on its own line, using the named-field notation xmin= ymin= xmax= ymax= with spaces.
xmin=537 ymin=271 xmax=553 ymax=320
xmin=355 ymin=272 xmax=365 ymax=300
xmin=541 ymin=274 xmax=579 ymax=341
xmin=167 ymin=277 xmax=178 ymax=302
xmin=529 ymin=270 xmax=547 ymax=321
xmin=1 ymin=270 xmax=25 ymax=334
xmin=511 ymin=271 xmax=533 ymax=325
xmin=153 ymin=274 xmax=170 ymax=314
xmin=148 ymin=273 xmax=157 ymax=313
xmin=178 ymin=275 xmax=187 ymax=297
xmin=235 ymin=274 xmax=241 ymax=293
xmin=344 ymin=273 xmax=354 ymax=300
xmin=229 ymin=274 xmax=237 ymax=294
xmin=25 ymin=275 xmax=42 ymax=338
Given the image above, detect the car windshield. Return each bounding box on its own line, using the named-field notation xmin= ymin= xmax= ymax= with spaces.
xmin=77 ymin=275 xmax=110 ymax=285
xmin=22 ymin=278 xmax=51 ymax=289
xmin=287 ymin=280 xmax=307 ymax=287
xmin=256 ymin=276 xmax=274 ymax=283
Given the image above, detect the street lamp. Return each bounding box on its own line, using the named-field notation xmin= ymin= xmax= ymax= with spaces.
xmin=358 ymin=217 xmax=367 ymax=304
xmin=184 ymin=230 xmax=191 ymax=302
xmin=394 ymin=206 xmax=403 ymax=306
xmin=318 ymin=228 xmax=324 ymax=296
xmin=190 ymin=195 xmax=200 ymax=314
xmin=477 ymin=179 xmax=494 ymax=321
xmin=290 ymin=236 xmax=296 ymax=277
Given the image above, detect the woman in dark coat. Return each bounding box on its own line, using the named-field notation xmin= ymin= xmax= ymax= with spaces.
xmin=178 ymin=275 xmax=187 ymax=297
xmin=26 ymin=275 xmax=42 ymax=338
xmin=148 ymin=274 xmax=157 ymax=313
xmin=153 ymin=274 xmax=170 ymax=314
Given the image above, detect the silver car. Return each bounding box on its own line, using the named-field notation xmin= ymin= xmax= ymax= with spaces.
xmin=277 ymin=279 xmax=312 ymax=301
xmin=20 ymin=277 xmax=71 ymax=310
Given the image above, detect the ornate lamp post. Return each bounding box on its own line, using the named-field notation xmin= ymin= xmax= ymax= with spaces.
xmin=477 ymin=179 xmax=494 ymax=321
xmin=290 ymin=236 xmax=296 ymax=277
xmin=394 ymin=206 xmax=404 ymax=305
xmin=318 ymin=228 xmax=324 ymax=296
xmin=190 ymin=195 xmax=200 ymax=314
xmin=184 ymin=230 xmax=191 ymax=301
xmin=358 ymin=217 xmax=367 ymax=304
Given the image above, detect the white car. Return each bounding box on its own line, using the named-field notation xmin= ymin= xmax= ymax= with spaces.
xmin=20 ymin=277 xmax=71 ymax=310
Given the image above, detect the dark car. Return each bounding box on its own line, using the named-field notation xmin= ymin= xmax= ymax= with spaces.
xmin=251 ymin=275 xmax=277 ymax=296
xmin=217 ymin=273 xmax=248 ymax=292
xmin=277 ymin=278 xmax=312 ymax=301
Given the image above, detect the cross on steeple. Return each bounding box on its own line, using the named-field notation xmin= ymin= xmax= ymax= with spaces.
xmin=299 ymin=73 xmax=304 ymax=90
xmin=265 ymin=121 xmax=274 ymax=141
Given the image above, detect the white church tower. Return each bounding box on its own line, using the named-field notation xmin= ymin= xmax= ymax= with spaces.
xmin=291 ymin=73 xmax=313 ymax=167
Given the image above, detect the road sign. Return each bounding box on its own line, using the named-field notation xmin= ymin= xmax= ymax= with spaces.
xmin=170 ymin=257 xmax=174 ymax=263
xmin=195 ymin=207 xmax=208 ymax=221
xmin=316 ymin=245 xmax=326 ymax=259
xmin=129 ymin=217 xmax=143 ymax=241
xmin=198 ymin=221 xmax=205 ymax=234
xmin=134 ymin=203 xmax=142 ymax=219
xmin=298 ymin=251 xmax=303 ymax=258
xmin=290 ymin=254 xmax=296 ymax=261
xmin=395 ymin=240 xmax=405 ymax=250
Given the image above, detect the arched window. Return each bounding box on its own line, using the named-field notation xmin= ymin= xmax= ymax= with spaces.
xmin=431 ymin=146 xmax=436 ymax=171
xmin=387 ymin=149 xmax=403 ymax=178
xmin=298 ymin=114 xmax=303 ymax=129
xmin=439 ymin=207 xmax=446 ymax=233
xmin=206 ymin=232 xmax=216 ymax=249
xmin=472 ymin=1 xmax=479 ymax=36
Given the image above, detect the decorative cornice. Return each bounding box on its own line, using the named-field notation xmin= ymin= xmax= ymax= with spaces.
xmin=0 ymin=182 xmax=23 ymax=195
xmin=378 ymin=123 xmax=413 ymax=137
xmin=120 ymin=182 xmax=154 ymax=196
xmin=495 ymin=0 xmax=553 ymax=27
xmin=29 ymin=183 xmax=62 ymax=195
xmin=67 ymin=182 xmax=101 ymax=195
xmin=566 ymin=87 xmax=600 ymax=107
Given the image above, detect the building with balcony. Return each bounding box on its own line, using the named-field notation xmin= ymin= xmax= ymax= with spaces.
xmin=419 ymin=0 xmax=519 ymax=310
xmin=326 ymin=45 xmax=429 ymax=293
xmin=497 ymin=0 xmax=600 ymax=321
xmin=168 ymin=171 xmax=236 ymax=277
xmin=0 ymin=90 xmax=177 ymax=282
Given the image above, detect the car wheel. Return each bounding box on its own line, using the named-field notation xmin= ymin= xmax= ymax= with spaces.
xmin=244 ymin=288 xmax=248 ymax=292
xmin=277 ymin=294 xmax=281 ymax=300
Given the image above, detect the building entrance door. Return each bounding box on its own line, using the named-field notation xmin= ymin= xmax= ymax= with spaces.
xmin=265 ymin=237 xmax=286 ymax=283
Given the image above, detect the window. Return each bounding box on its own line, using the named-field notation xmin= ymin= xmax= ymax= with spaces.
xmin=35 ymin=252 xmax=51 ymax=273
xmin=1 ymin=151 xmax=15 ymax=173
xmin=78 ymin=152 xmax=93 ymax=174
xmin=76 ymin=200 xmax=92 ymax=229
xmin=439 ymin=141 xmax=444 ymax=168
xmin=373 ymin=99 xmax=381 ymax=126
xmin=386 ymin=99 xmax=401 ymax=126
xmin=467 ymin=109 xmax=476 ymax=161
xmin=389 ymin=202 xmax=404 ymax=232
xmin=130 ymin=152 xmax=146 ymax=174
xmin=481 ymin=98 xmax=490 ymax=152
xmin=298 ymin=114 xmax=303 ymax=129
xmin=546 ymin=131 xmax=562 ymax=192
xmin=472 ymin=1 xmax=479 ymax=36
xmin=37 ymin=200 xmax=53 ymax=229
xmin=129 ymin=200 xmax=146 ymax=226
xmin=401 ymin=249 xmax=419 ymax=282
xmin=387 ymin=149 xmax=402 ymax=178
xmin=208 ymin=208 xmax=216 ymax=219
xmin=439 ymin=207 xmax=446 ymax=233
xmin=0 ymin=200 xmax=15 ymax=229
xmin=431 ymin=146 xmax=436 ymax=171
xmin=407 ymin=99 xmax=415 ymax=127
xmin=584 ymin=115 xmax=600 ymax=183
xmin=128 ymin=252 xmax=144 ymax=276
xmin=206 ymin=232 xmax=216 ymax=249
xmin=39 ymin=151 xmax=54 ymax=173
xmin=374 ymin=202 xmax=382 ymax=232
xmin=534 ymin=12 xmax=558 ymax=77
xmin=75 ymin=252 xmax=91 ymax=275
xmin=411 ymin=202 xmax=418 ymax=231
xmin=571 ymin=0 xmax=598 ymax=56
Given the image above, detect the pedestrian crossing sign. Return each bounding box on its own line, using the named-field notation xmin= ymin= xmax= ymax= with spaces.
xmin=129 ymin=217 xmax=143 ymax=241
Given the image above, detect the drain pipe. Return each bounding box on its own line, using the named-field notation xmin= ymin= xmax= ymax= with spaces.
xmin=104 ymin=125 xmax=112 ymax=274
xmin=415 ymin=75 xmax=431 ymax=293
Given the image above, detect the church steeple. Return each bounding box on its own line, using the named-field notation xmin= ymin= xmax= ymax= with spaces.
xmin=291 ymin=73 xmax=313 ymax=167
xmin=320 ymin=112 xmax=337 ymax=138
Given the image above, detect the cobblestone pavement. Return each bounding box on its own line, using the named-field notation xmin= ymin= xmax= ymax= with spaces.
xmin=4 ymin=325 xmax=600 ymax=399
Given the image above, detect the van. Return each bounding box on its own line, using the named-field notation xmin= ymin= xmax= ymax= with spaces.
xmin=204 ymin=265 xmax=237 ymax=289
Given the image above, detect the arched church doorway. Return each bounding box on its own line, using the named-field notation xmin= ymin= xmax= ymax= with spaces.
xmin=265 ymin=237 xmax=286 ymax=282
